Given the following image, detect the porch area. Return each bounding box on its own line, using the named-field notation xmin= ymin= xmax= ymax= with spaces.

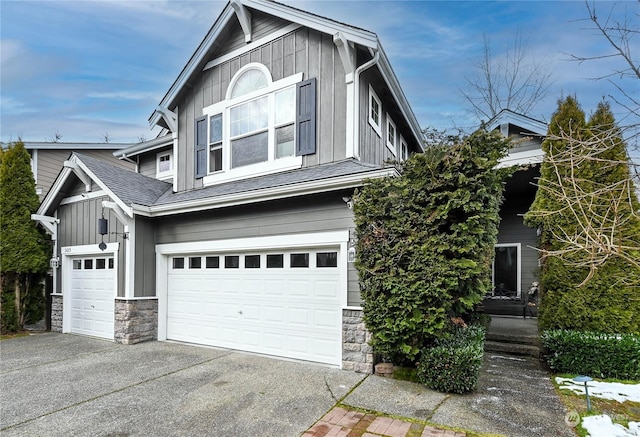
xmin=485 ymin=315 xmax=540 ymax=357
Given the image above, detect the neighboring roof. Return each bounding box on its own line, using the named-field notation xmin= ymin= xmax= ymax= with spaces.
xmin=19 ymin=141 xmax=133 ymax=151
xmin=113 ymin=134 xmax=173 ymax=159
xmin=149 ymin=0 xmax=424 ymax=149
xmin=486 ymin=109 xmax=548 ymax=136
xmin=74 ymin=153 xmax=171 ymax=207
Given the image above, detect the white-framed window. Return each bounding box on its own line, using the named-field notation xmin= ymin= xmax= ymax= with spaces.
xmin=386 ymin=115 xmax=397 ymax=156
xmin=400 ymin=136 xmax=409 ymax=161
xmin=368 ymin=85 xmax=382 ymax=137
xmin=492 ymin=243 xmax=521 ymax=297
xmin=156 ymin=151 xmax=173 ymax=179
xmin=199 ymin=63 xmax=315 ymax=185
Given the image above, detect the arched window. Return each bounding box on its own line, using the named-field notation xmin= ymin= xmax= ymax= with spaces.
xmin=227 ymin=63 xmax=271 ymax=100
xmin=230 ymin=68 xmax=268 ymax=99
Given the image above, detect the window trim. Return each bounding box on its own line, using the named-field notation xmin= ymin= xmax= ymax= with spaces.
xmin=202 ymin=67 xmax=303 ymax=186
xmin=492 ymin=243 xmax=522 ymax=297
xmin=400 ymin=136 xmax=408 ymax=161
xmin=368 ymin=85 xmax=382 ymax=137
xmin=156 ymin=150 xmax=173 ymax=180
xmin=386 ymin=115 xmax=397 ymax=156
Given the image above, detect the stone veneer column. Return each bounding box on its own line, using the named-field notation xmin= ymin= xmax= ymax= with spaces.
xmin=114 ymin=298 xmax=158 ymax=345
xmin=342 ymin=309 xmax=374 ymax=373
xmin=51 ymin=295 xmax=63 ymax=332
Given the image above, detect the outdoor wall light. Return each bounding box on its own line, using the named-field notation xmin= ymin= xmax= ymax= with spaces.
xmin=98 ymin=216 xmax=108 ymax=251
xmin=573 ymin=375 xmax=593 ymax=411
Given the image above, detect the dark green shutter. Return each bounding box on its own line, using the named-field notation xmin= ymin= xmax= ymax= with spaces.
xmin=195 ymin=116 xmax=207 ymax=178
xmin=296 ymin=78 xmax=316 ymax=156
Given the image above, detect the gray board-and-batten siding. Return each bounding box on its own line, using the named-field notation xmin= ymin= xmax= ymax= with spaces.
xmin=173 ymin=15 xmax=348 ymax=192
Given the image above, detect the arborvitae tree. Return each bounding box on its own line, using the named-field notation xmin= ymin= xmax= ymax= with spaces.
xmin=354 ymin=129 xmax=510 ymax=364
xmin=525 ymin=98 xmax=640 ymax=334
xmin=0 ymin=141 xmax=49 ymax=332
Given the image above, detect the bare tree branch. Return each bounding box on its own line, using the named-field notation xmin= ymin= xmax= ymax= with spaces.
xmin=460 ymin=31 xmax=554 ymax=122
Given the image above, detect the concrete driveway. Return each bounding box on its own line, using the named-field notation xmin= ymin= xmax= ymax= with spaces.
xmin=0 ymin=333 xmax=365 ymax=436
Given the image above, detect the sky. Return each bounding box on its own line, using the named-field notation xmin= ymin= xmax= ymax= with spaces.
xmin=1 ymin=0 xmax=638 ymax=146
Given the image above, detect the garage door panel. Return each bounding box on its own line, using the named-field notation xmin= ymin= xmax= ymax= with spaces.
xmin=167 ymin=247 xmax=342 ymax=366
xmin=69 ymin=256 xmax=115 ymax=340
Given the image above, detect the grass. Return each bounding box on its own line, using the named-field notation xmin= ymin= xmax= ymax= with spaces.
xmin=552 ymin=374 xmax=640 ymax=436
xmin=0 ymin=331 xmax=30 ymax=340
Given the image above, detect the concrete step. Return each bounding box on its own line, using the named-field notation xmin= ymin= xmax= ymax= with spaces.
xmin=485 ymin=340 xmax=541 ymax=358
xmin=486 ymin=332 xmax=540 ymax=346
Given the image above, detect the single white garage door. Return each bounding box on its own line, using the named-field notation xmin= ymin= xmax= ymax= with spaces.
xmin=69 ymin=256 xmax=115 ymax=340
xmin=167 ymin=248 xmax=342 ymax=365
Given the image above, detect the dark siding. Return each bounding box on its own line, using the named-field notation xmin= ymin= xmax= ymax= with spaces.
xmin=498 ymin=187 xmax=539 ymax=295
xmin=134 ymin=216 xmax=156 ymax=297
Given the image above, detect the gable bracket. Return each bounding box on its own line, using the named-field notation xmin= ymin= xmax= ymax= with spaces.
xmin=231 ymin=0 xmax=252 ymax=43
xmin=63 ymin=160 xmax=92 ymax=192
xmin=102 ymin=201 xmax=133 ymax=228
xmin=155 ymin=106 xmax=178 ymax=137
xmin=333 ymin=32 xmax=355 ymax=81
xmin=31 ymin=214 xmax=59 ymax=240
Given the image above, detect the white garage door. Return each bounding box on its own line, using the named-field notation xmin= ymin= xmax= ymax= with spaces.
xmin=167 ymin=248 xmax=342 ymax=365
xmin=69 ymin=256 xmax=115 ymax=340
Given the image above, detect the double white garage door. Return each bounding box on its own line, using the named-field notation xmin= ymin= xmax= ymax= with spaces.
xmin=166 ymin=247 xmax=343 ymax=366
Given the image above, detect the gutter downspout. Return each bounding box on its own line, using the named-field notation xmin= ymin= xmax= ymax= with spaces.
xmin=353 ymin=49 xmax=380 ymax=160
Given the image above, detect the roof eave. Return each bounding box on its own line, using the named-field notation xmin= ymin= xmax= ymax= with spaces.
xmin=133 ymin=166 xmax=398 ymax=217
xmin=376 ymin=46 xmax=424 ymax=151
xmin=149 ymin=0 xmax=381 ymax=127
xmin=113 ymin=134 xmax=173 ymax=158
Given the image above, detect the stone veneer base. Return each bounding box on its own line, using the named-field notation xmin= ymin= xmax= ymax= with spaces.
xmin=342 ymin=309 xmax=373 ymax=373
xmin=114 ymin=298 xmax=158 ymax=345
xmin=51 ymin=295 xmax=63 ymax=333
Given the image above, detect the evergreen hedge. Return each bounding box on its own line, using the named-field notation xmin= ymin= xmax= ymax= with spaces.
xmin=354 ymin=129 xmax=510 ymax=364
xmin=417 ymin=325 xmax=487 ymax=393
xmin=541 ymin=329 xmax=640 ymax=379
xmin=525 ymin=98 xmax=640 ymax=334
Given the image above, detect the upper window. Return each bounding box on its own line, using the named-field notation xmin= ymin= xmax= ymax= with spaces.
xmin=368 ymin=85 xmax=382 ymax=137
xmin=386 ymin=116 xmax=397 ymax=156
xmin=400 ymin=136 xmax=409 ymax=161
xmin=156 ymin=151 xmax=173 ymax=179
xmin=197 ymin=63 xmax=316 ymax=184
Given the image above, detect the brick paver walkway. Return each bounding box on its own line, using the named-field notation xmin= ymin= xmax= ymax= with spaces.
xmin=302 ymin=407 xmax=466 ymax=437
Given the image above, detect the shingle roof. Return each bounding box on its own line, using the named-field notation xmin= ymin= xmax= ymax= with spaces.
xmin=74 ymin=153 xmax=171 ymax=206
xmin=153 ymin=159 xmax=383 ymax=206
xmin=74 ymin=153 xmax=387 ymax=210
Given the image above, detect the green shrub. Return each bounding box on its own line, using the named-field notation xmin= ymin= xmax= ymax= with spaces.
xmin=541 ymin=329 xmax=640 ymax=379
xmin=467 ymin=312 xmax=492 ymax=331
xmin=355 ymin=130 xmax=510 ymax=364
xmin=417 ymin=325 xmax=486 ymax=393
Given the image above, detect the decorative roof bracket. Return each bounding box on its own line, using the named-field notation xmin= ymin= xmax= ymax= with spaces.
xmin=155 ymin=106 xmax=178 ymax=137
xmin=63 ymin=160 xmax=92 ymax=192
xmin=231 ymin=1 xmax=252 ymax=43
xmin=30 ymin=214 xmax=59 ymax=240
xmin=333 ymin=32 xmax=355 ymax=81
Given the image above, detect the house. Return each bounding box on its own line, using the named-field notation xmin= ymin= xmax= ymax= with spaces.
xmin=33 ymin=0 xmax=423 ymax=373
xmin=485 ymin=109 xmax=547 ymax=316
xmin=10 ymin=141 xmax=134 ymax=201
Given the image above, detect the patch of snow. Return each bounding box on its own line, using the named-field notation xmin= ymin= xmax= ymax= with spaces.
xmin=556 ymin=377 xmax=640 ymax=403
xmin=582 ymin=415 xmax=640 ymax=437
